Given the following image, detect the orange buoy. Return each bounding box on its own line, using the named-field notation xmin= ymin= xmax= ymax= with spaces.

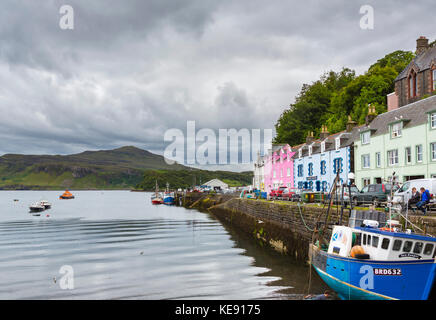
xmin=350 ymin=245 xmax=365 ymax=258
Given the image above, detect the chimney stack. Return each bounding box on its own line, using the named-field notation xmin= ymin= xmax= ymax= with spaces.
xmin=346 ymin=116 xmax=357 ymax=132
xmin=365 ymin=104 xmax=377 ymax=125
xmin=306 ymin=131 xmax=314 ymax=144
xmin=416 ymin=36 xmax=429 ymax=55
xmin=319 ymin=125 xmax=330 ymax=139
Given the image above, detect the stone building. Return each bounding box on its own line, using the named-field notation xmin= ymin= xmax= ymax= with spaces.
xmin=391 ymin=36 xmax=436 ymax=108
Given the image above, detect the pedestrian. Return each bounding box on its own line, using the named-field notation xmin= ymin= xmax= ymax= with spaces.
xmin=416 ymin=187 xmax=431 ymax=215
xmin=408 ymin=187 xmax=420 ymax=209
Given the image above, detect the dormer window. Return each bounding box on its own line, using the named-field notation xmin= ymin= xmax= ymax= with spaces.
xmin=409 ymin=70 xmax=417 ymax=98
xmin=298 ymin=149 xmax=302 ymax=158
xmin=308 ymin=145 xmax=312 ymax=156
xmin=321 ymin=141 xmax=325 ymax=153
xmin=361 ymin=131 xmax=370 ymax=144
xmin=335 ymin=138 xmax=340 ymax=151
xmin=391 ymin=122 xmax=402 ymax=138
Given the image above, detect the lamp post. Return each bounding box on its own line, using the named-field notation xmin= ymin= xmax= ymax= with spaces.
xmin=348 ymin=172 xmax=355 ymax=211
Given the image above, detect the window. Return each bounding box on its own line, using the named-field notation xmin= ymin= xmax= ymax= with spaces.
xmin=367 ymin=235 xmax=371 ymax=245
xmin=381 ymin=238 xmax=390 ymax=250
xmin=432 ymin=143 xmax=436 ymax=161
xmin=320 ymin=160 xmax=327 ymax=175
xmin=424 ymin=243 xmax=434 ymax=256
xmin=363 ymin=234 xmax=367 ymax=245
xmin=433 ymin=69 xmax=436 ymax=91
xmin=321 ymin=141 xmax=325 ymax=153
xmin=409 ymin=72 xmax=417 ymax=97
xmin=372 ymin=236 xmax=379 ymax=248
xmin=403 ymin=241 xmax=413 ymax=253
xmin=431 ymin=113 xmax=436 ymax=129
xmin=361 ymin=131 xmax=370 ymax=144
xmin=392 ymin=239 xmax=402 ymax=251
xmin=281 ymin=169 xmax=283 ymax=177
xmin=308 ymin=163 xmax=313 ymax=176
xmin=416 ymin=145 xmax=423 ymax=162
xmin=376 ymin=152 xmax=381 ymax=167
xmin=363 ymin=178 xmax=370 ymax=187
xmin=297 ymin=165 xmax=303 ymax=177
xmin=287 ymin=167 xmax=291 ymax=177
xmin=333 ymin=158 xmax=343 ymax=174
xmin=388 ymin=149 xmax=399 ymax=166
xmin=405 ymin=147 xmax=412 ymax=164
xmin=413 ymin=242 xmax=423 ymax=254
xmin=308 ymin=145 xmax=312 ymax=156
xmin=362 ymin=154 xmax=370 ymax=168
xmin=391 ymin=122 xmax=402 ymax=138
xmin=335 ymin=138 xmax=340 ymax=151
xmin=273 ymin=170 xmax=276 ymax=178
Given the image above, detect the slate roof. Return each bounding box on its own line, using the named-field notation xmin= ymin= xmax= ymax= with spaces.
xmin=396 ymin=45 xmax=436 ymax=81
xmin=355 ymin=95 xmax=436 ymax=138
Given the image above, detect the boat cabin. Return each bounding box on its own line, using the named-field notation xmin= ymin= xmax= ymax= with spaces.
xmin=328 ymin=225 xmax=436 ymax=261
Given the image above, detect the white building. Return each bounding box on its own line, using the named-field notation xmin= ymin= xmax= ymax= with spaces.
xmin=203 ymin=179 xmax=229 ymax=190
xmin=253 ymin=153 xmax=265 ymax=191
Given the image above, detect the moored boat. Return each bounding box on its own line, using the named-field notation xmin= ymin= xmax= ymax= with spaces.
xmin=309 ymin=172 xmax=436 ymax=300
xmin=40 ymin=200 xmax=52 ymax=209
xmin=163 ymin=182 xmax=175 ymax=205
xmin=151 ymin=181 xmax=164 ymax=205
xmin=59 ymin=190 xmax=75 ymax=199
xmin=29 ymin=202 xmax=45 ymax=213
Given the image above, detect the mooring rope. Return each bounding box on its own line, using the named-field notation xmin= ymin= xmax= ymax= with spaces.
xmin=297 ymin=202 xmax=314 ymax=232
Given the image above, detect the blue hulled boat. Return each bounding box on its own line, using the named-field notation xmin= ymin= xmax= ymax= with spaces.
xmin=310 ymin=224 xmax=436 ymax=300
xmin=163 ymin=183 xmax=175 ymax=205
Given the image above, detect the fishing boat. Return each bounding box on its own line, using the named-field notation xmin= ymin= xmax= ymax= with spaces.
xmin=163 ymin=183 xmax=175 ymax=205
xmin=29 ymin=202 xmax=45 ymax=213
xmin=151 ymin=181 xmax=164 ymax=205
xmin=59 ymin=190 xmax=75 ymax=199
xmin=309 ymin=172 xmax=436 ymax=300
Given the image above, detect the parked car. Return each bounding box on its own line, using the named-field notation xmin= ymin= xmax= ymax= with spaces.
xmin=328 ymin=186 xmax=360 ymax=205
xmin=352 ymin=184 xmax=397 ymax=206
xmin=269 ymin=186 xmax=287 ymax=200
xmin=280 ymin=188 xmax=297 ymax=201
xmin=392 ymin=178 xmax=436 ymax=206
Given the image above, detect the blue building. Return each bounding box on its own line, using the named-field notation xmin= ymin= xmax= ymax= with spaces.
xmin=293 ymin=121 xmax=362 ymax=192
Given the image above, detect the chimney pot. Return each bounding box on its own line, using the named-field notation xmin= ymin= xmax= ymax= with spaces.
xmin=416 ymin=36 xmax=429 ymax=55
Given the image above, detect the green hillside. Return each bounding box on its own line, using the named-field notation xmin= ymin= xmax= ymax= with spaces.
xmin=0 ymin=146 xmax=251 ymax=190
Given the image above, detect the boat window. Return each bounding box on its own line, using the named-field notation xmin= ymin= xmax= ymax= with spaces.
xmin=353 ymin=233 xmax=362 ymax=246
xmin=381 ymin=238 xmax=390 ymax=250
xmin=424 ymin=243 xmax=434 ymax=256
xmin=413 ymin=242 xmax=423 ymax=254
xmin=363 ymin=234 xmax=367 ymax=245
xmin=367 ymin=235 xmax=371 ymax=245
xmin=392 ymin=239 xmax=402 ymax=251
xmin=372 ymin=236 xmax=379 ymax=248
xmin=403 ymin=241 xmax=413 ymax=253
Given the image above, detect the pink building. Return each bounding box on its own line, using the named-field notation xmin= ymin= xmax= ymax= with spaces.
xmin=263 ymin=144 xmax=295 ymax=193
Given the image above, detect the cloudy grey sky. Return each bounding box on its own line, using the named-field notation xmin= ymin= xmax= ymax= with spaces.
xmin=0 ymin=0 xmax=435 ymax=170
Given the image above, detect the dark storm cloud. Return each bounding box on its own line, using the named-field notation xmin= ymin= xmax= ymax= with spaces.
xmin=0 ymin=0 xmax=435 ymax=166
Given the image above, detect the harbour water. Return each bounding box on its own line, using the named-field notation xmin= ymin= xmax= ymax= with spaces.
xmin=0 ymin=191 xmax=327 ymax=299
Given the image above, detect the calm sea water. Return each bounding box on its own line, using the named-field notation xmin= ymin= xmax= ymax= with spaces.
xmin=0 ymin=191 xmax=327 ymax=299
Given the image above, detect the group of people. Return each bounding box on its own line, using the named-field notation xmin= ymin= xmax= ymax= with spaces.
xmin=408 ymin=187 xmax=431 ymax=214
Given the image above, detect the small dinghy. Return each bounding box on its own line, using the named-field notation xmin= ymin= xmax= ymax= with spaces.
xmin=59 ymin=190 xmax=75 ymax=199
xmin=40 ymin=200 xmax=52 ymax=209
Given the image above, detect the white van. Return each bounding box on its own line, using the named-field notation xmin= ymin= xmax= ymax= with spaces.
xmin=393 ymin=178 xmax=436 ymax=204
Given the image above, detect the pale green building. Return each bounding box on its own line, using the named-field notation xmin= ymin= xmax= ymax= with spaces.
xmin=354 ymin=95 xmax=436 ymax=189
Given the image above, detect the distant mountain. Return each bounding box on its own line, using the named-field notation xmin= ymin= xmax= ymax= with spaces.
xmin=0 ymin=146 xmax=252 ymax=190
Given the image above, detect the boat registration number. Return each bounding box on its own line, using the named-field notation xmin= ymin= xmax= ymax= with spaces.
xmin=373 ymin=268 xmax=402 ymax=276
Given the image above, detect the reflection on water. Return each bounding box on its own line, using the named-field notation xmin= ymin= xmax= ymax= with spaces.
xmin=0 ymin=191 xmax=327 ymax=299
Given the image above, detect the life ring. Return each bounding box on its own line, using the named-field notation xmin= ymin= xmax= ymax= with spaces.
xmin=379 ymin=227 xmax=395 ymax=232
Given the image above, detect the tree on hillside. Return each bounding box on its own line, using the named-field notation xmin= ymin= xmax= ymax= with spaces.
xmin=274 ymin=50 xmax=414 ymax=145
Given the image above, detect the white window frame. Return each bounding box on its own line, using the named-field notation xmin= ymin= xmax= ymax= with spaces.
xmin=405 ymin=147 xmax=412 ymax=164
xmin=321 ymin=141 xmax=325 ymax=153
xmin=416 ymin=144 xmax=423 ymax=162
xmin=298 ymin=149 xmax=302 ymax=158
xmin=431 ymin=113 xmax=436 ymax=129
xmin=335 ymin=137 xmax=340 ymax=151
xmin=388 ymin=149 xmax=399 ymax=166
xmin=433 ymin=70 xmax=436 ymax=91
xmin=432 ymin=143 xmax=436 ymax=161
xmin=287 ymin=167 xmax=291 ymax=177
xmin=391 ymin=122 xmax=402 ymax=138
xmin=361 ymin=131 xmax=370 ymax=145
xmin=375 ymin=152 xmax=381 ymax=168
xmin=308 ymin=145 xmax=312 ymax=156
xmin=362 ymin=154 xmax=370 ymax=168
xmin=273 ymin=170 xmax=276 ymax=178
